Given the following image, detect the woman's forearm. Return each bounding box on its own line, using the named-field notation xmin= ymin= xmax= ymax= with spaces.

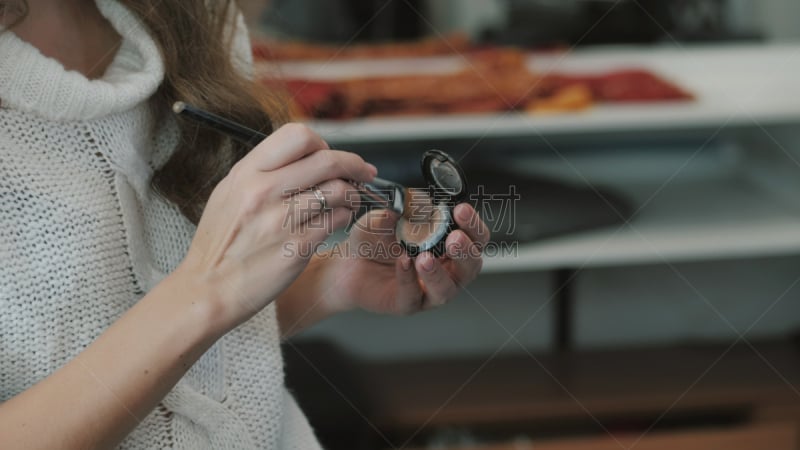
xmin=0 ymin=266 xmax=224 ymax=450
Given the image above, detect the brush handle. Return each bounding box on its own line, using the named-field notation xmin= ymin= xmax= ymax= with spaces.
xmin=172 ymin=102 xmax=405 ymax=216
xmin=173 ymin=101 xmax=268 ymax=148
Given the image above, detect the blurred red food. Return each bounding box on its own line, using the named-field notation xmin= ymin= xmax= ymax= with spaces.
xmin=252 ymin=33 xmax=472 ymax=61
xmin=546 ymin=70 xmax=693 ymax=102
xmin=254 ymin=39 xmax=692 ymax=120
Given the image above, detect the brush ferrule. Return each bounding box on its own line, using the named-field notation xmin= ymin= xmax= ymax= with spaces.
xmin=358 ymin=177 xmax=405 ymax=215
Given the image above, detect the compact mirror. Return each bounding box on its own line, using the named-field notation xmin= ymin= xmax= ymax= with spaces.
xmin=397 ymin=150 xmax=468 ymax=257
xmin=421 ymin=150 xmax=468 ymax=203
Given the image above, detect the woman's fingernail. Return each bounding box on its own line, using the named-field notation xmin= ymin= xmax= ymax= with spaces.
xmin=401 ymin=256 xmax=412 ymax=271
xmin=421 ymin=255 xmax=435 ymax=272
xmin=367 ymin=163 xmax=378 ymax=177
xmin=457 ymin=204 xmax=472 ymax=221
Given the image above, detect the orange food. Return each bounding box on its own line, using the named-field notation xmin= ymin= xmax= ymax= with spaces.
xmin=527 ymin=84 xmax=594 ymax=114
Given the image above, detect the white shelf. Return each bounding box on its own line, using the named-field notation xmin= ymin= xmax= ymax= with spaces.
xmin=481 ymin=175 xmax=800 ymax=273
xmin=283 ymin=44 xmax=800 ymax=144
xmin=266 ymin=44 xmax=800 ymax=270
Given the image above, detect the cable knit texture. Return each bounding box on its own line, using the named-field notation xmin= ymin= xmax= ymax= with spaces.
xmin=0 ymin=1 xmax=322 ymax=448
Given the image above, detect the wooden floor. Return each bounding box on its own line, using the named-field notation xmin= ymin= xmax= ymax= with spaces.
xmin=283 ymin=338 xmax=800 ymax=450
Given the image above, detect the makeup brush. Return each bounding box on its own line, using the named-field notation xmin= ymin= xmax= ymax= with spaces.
xmin=173 ymin=102 xmax=469 ymax=257
xmin=172 ymin=101 xmax=415 ymax=217
xmin=172 ymin=101 xmax=268 ymax=147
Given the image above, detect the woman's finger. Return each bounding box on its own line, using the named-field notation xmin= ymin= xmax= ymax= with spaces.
xmin=443 ymin=230 xmax=483 ymax=286
xmin=415 ymin=252 xmax=459 ymax=309
xmin=276 ymin=149 xmax=376 ymax=195
xmin=281 ymin=206 xmax=355 ymax=260
xmin=304 ymin=206 xmax=355 ymax=241
xmin=453 ymin=204 xmax=490 ymax=254
xmin=283 ymin=179 xmax=361 ymax=228
xmin=244 ymin=123 xmax=329 ymax=172
xmin=394 ymin=254 xmax=425 ymax=315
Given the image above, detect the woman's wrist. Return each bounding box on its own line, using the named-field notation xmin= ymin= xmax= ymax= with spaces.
xmin=165 ymin=259 xmax=235 ymax=341
xmin=276 ymin=251 xmax=355 ymax=338
xmin=312 ymin=250 xmax=359 ymax=314
xmin=172 ymin=245 xmax=357 ymax=340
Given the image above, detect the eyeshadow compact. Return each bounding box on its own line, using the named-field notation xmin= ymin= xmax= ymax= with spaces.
xmin=394 ymin=150 xmax=469 ymax=257
xmin=354 ymin=150 xmax=468 ymax=257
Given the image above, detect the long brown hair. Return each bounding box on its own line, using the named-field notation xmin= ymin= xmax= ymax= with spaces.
xmin=4 ymin=0 xmax=288 ymax=224
xmin=128 ymin=0 xmax=289 ymax=224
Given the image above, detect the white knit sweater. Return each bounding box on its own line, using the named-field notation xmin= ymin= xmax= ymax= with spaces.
xmin=0 ymin=2 xmax=322 ymax=449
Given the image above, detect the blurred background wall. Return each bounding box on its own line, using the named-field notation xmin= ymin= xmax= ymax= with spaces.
xmin=426 ymin=0 xmax=800 ymax=42
xmin=250 ymin=0 xmax=800 ymax=44
xmin=755 ymin=0 xmax=800 ymax=40
xmin=242 ymin=0 xmax=800 ymax=362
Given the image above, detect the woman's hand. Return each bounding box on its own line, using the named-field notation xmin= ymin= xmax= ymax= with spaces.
xmin=177 ymin=123 xmax=376 ymax=332
xmin=335 ymin=203 xmax=489 ymax=315
xmin=277 ymin=202 xmax=490 ymax=337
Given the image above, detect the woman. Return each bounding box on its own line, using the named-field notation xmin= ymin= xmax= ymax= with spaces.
xmin=0 ymin=0 xmax=488 ymax=448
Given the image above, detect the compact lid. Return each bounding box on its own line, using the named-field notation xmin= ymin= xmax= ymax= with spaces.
xmin=420 ymin=150 xmax=468 ymax=204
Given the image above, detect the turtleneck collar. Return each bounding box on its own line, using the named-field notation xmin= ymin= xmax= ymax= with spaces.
xmin=0 ymin=0 xmax=164 ymax=122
